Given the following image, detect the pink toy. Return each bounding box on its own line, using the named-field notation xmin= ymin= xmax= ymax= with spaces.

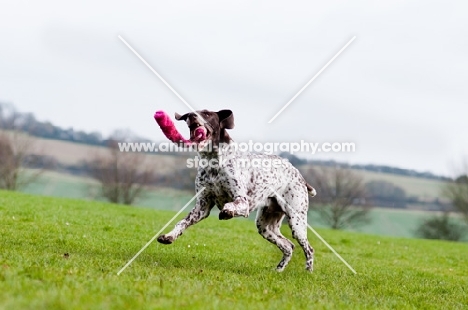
xmin=154 ymin=110 xmax=206 ymax=145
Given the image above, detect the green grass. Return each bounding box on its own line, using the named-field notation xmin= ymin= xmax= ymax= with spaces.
xmin=21 ymin=170 xmax=194 ymax=211
xmin=1 ymin=191 xmax=467 ymax=309
xmin=22 ymin=171 xmax=95 ymax=199
xmin=308 ymin=208 xmax=467 ymax=240
xmin=21 ymin=170 xmax=461 ymax=239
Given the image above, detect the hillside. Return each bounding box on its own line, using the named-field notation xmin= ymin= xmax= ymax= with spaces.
xmin=25 ymin=136 xmax=448 ymax=198
xmin=1 ymin=107 xmax=453 ymax=211
xmin=0 ymin=191 xmax=467 ymax=309
xmin=20 ymin=170 xmax=465 ymax=240
xmin=1 ymin=102 xmax=451 ymax=183
xmin=298 ymin=164 xmax=448 ymax=210
xmin=1 ymin=123 xmax=454 ymax=215
xmin=31 ymin=137 xmax=187 ymax=175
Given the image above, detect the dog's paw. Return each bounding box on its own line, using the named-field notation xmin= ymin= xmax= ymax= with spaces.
xmin=219 ymin=209 xmax=234 ymax=220
xmin=157 ymin=234 xmax=174 ymax=244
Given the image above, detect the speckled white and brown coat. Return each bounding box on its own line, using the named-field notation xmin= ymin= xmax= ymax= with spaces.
xmin=157 ymin=109 xmax=316 ymax=272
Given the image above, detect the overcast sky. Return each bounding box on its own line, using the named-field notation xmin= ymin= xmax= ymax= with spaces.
xmin=1 ymin=1 xmax=467 ymax=176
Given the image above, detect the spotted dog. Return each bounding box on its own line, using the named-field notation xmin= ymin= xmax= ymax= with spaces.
xmin=157 ymin=109 xmax=317 ymax=272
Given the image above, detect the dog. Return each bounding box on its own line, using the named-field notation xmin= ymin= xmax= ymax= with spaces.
xmin=157 ymin=109 xmax=317 ymax=272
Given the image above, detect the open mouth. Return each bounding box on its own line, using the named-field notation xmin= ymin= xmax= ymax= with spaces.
xmin=190 ymin=124 xmax=210 ymax=144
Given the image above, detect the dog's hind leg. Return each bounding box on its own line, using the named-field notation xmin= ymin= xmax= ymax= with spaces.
xmin=287 ymin=210 xmax=314 ymax=272
xmin=276 ymin=190 xmax=314 ymax=272
xmin=256 ymin=198 xmax=295 ymax=272
xmin=157 ymin=194 xmax=214 ymax=245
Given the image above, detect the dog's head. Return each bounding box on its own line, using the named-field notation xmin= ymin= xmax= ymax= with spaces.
xmin=175 ymin=109 xmax=234 ymax=150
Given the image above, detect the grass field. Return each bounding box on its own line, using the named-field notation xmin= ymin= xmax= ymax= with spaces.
xmin=21 ymin=170 xmax=464 ymax=240
xmin=307 ymin=207 xmax=465 ymax=240
xmin=1 ymin=191 xmax=467 ymax=309
xmin=21 ymin=170 xmax=194 ymax=211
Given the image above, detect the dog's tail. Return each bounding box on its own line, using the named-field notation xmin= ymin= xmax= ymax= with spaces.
xmin=306 ymin=183 xmax=317 ymax=197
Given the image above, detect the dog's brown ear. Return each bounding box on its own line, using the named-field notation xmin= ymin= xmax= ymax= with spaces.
xmin=175 ymin=112 xmax=189 ymax=121
xmin=217 ymin=110 xmax=234 ymax=129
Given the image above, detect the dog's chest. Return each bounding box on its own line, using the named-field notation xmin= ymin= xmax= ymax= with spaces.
xmin=198 ymin=167 xmax=235 ymax=199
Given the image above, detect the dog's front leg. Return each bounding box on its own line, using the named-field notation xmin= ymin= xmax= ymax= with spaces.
xmin=157 ymin=195 xmax=213 ymax=245
xmin=219 ymin=196 xmax=250 ymax=220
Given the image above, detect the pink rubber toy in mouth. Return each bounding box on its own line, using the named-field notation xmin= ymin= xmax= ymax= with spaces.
xmin=193 ymin=126 xmax=206 ymax=141
xmin=154 ymin=110 xmax=206 ymax=145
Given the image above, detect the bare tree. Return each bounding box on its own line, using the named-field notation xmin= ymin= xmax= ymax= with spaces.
xmin=0 ymin=112 xmax=44 ymax=190
xmin=86 ymin=140 xmax=155 ymax=205
xmin=153 ymin=165 xmax=197 ymax=191
xmin=302 ymin=166 xmax=371 ymax=229
xmin=443 ymin=173 xmax=468 ymax=223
